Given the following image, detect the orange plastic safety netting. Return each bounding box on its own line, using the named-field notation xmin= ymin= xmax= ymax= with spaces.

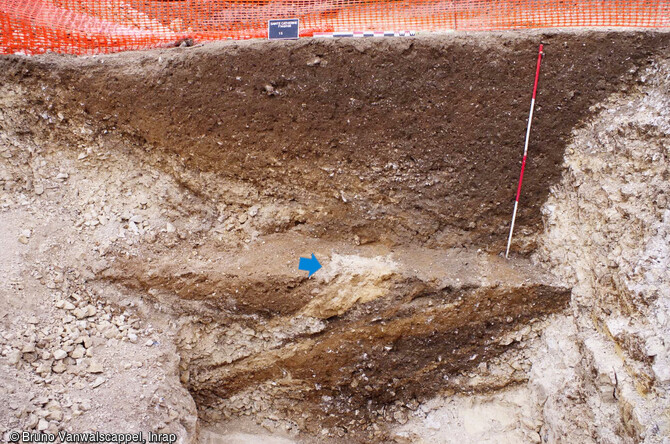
xmin=1 ymin=0 xmax=669 ymax=55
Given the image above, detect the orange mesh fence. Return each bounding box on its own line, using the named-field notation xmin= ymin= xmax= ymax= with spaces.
xmin=1 ymin=0 xmax=669 ymax=55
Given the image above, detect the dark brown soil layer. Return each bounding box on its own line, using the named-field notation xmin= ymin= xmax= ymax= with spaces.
xmin=2 ymin=31 xmax=667 ymax=254
xmin=192 ymin=283 xmax=571 ymax=410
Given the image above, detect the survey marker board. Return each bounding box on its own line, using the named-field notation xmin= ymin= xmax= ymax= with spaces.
xmin=268 ymin=19 xmax=299 ymax=40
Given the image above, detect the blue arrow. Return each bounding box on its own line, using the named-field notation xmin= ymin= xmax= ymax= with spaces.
xmin=299 ymin=254 xmax=322 ymax=277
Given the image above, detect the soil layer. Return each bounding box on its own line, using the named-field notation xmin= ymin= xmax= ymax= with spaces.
xmin=3 ymin=32 xmax=668 ymax=253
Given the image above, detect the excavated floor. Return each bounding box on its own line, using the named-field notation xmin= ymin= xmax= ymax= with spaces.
xmin=1 ymin=30 xmax=669 ymax=442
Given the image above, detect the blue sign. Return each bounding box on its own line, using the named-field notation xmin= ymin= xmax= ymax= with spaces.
xmin=268 ymin=19 xmax=299 ymax=40
xmin=298 ymin=254 xmax=322 ymax=277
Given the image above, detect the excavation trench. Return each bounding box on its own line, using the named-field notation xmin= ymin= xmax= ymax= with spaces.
xmin=1 ymin=31 xmax=668 ymax=440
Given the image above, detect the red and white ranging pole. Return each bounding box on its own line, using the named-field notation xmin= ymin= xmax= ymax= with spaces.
xmin=505 ymin=44 xmax=544 ymax=259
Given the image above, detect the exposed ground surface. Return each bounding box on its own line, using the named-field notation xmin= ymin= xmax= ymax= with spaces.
xmin=1 ymin=31 xmax=669 ymax=443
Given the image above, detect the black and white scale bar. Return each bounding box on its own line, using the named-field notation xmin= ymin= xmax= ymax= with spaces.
xmin=314 ymin=30 xmax=416 ymax=38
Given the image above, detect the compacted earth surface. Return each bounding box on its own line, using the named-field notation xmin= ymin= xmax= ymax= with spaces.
xmin=1 ymin=30 xmax=669 ymax=443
